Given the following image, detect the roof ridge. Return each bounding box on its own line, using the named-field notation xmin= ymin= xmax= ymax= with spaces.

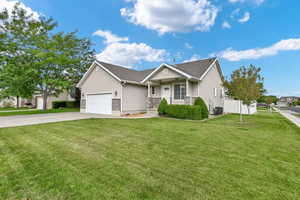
xmin=175 ymin=57 xmax=216 ymax=66
xmin=96 ymin=60 xmax=140 ymax=72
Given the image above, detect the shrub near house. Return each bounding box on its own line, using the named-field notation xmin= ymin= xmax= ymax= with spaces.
xmin=158 ymin=97 xmax=208 ymax=120
xmin=52 ymin=101 xmax=79 ymax=109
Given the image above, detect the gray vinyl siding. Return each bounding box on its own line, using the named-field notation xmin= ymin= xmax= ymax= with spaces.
xmin=198 ymin=64 xmax=223 ymax=109
xmin=122 ymin=83 xmax=147 ymax=114
xmin=79 ymin=65 xmax=122 ymax=113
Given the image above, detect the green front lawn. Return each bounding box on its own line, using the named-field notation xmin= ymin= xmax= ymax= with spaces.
xmin=0 ymin=112 xmax=300 ymax=199
xmin=0 ymin=108 xmax=79 ymax=116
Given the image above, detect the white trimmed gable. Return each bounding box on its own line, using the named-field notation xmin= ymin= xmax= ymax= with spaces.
xmin=150 ymin=66 xmax=183 ymax=81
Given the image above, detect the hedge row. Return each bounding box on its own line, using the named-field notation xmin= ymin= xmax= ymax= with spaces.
xmin=165 ymin=105 xmax=203 ymax=120
xmin=52 ymin=101 xmax=79 ymax=109
xmin=158 ymin=97 xmax=209 ymax=120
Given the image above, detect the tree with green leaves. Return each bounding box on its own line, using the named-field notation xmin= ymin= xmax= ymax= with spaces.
xmin=0 ymin=4 xmax=95 ymax=110
xmin=257 ymin=95 xmax=278 ymax=104
xmin=265 ymin=96 xmax=274 ymax=112
xmin=0 ymin=4 xmax=38 ymax=108
xmin=224 ymin=65 xmax=264 ymax=122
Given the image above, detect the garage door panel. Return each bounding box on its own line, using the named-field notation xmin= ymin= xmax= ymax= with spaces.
xmin=86 ymin=94 xmax=112 ymax=114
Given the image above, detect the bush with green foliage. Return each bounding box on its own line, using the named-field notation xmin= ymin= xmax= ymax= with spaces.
xmin=164 ymin=105 xmax=203 ymax=120
xmin=194 ymin=97 xmax=209 ymax=118
xmin=52 ymin=101 xmax=79 ymax=109
xmin=158 ymin=98 xmax=168 ymax=115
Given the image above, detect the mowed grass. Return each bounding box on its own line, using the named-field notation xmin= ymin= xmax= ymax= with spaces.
xmin=0 ymin=108 xmax=79 ymax=117
xmin=0 ymin=112 xmax=300 ymax=200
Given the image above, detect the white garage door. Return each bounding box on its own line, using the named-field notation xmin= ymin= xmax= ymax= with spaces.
xmin=86 ymin=93 xmax=112 ymax=114
xmin=37 ymin=97 xmax=43 ymax=110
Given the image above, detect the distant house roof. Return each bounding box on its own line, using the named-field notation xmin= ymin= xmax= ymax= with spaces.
xmin=77 ymin=57 xmax=221 ymax=87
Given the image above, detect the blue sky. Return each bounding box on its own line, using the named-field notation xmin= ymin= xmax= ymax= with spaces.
xmin=1 ymin=0 xmax=300 ymax=96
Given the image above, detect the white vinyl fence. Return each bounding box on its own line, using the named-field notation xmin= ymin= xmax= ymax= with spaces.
xmin=224 ymin=99 xmax=257 ymax=115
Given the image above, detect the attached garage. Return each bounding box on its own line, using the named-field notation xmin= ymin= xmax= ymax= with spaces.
xmin=86 ymin=93 xmax=112 ymax=114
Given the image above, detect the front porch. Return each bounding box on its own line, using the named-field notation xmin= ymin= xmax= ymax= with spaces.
xmin=146 ymin=78 xmax=198 ymax=110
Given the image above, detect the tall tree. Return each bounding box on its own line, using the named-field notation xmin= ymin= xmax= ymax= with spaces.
xmin=0 ymin=4 xmax=38 ymax=108
xmin=0 ymin=4 xmax=95 ymax=110
xmin=224 ymin=65 xmax=264 ymax=122
xmin=32 ymin=29 xmax=95 ymax=110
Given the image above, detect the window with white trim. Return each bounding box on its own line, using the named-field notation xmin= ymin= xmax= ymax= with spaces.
xmin=174 ymin=84 xmax=186 ymax=100
xmin=214 ymin=88 xmax=217 ymax=97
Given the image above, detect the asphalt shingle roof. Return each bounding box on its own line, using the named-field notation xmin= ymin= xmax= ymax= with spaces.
xmin=173 ymin=58 xmax=216 ymax=79
xmin=96 ymin=57 xmax=217 ymax=83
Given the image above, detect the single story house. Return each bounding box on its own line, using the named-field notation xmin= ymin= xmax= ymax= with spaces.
xmin=34 ymin=91 xmax=74 ymax=109
xmin=0 ymin=92 xmax=74 ymax=109
xmin=0 ymin=97 xmax=31 ymax=108
xmin=77 ymin=57 xmax=225 ymax=116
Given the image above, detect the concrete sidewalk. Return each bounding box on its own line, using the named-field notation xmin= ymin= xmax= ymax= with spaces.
xmin=276 ymin=108 xmax=300 ymax=128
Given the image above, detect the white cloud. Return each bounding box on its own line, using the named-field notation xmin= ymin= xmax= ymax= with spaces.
xmin=120 ymin=0 xmax=218 ymax=35
xmin=94 ymin=31 xmax=167 ymax=68
xmin=183 ymin=54 xmax=201 ymax=62
xmin=222 ymin=21 xmax=231 ymax=29
xmin=228 ymin=0 xmax=265 ymax=5
xmin=0 ymin=0 xmax=40 ymax=20
xmin=238 ymin=12 xmax=250 ymax=23
xmin=185 ymin=42 xmax=193 ymax=49
xmin=97 ymin=42 xmax=167 ymax=68
xmin=230 ymin=8 xmax=240 ymax=18
xmin=93 ymin=30 xmax=129 ymax=44
xmin=215 ymin=38 xmax=300 ymax=61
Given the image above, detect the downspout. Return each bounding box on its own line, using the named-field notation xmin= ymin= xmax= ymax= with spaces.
xmin=120 ymin=81 xmax=126 ymax=115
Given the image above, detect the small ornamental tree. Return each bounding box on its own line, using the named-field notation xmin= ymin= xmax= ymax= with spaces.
xmin=224 ymin=65 xmax=264 ymax=122
xmin=265 ymin=96 xmax=274 ymax=112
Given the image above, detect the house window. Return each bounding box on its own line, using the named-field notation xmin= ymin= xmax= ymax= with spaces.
xmin=214 ymin=88 xmax=217 ymax=97
xmin=174 ymin=84 xmax=186 ymax=100
xmin=151 ymin=87 xmax=155 ymax=95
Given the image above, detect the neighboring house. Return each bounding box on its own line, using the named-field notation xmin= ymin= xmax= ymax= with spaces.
xmin=34 ymin=91 xmax=74 ymax=109
xmin=278 ymin=96 xmax=299 ymax=106
xmin=0 ymin=92 xmax=73 ymax=109
xmin=0 ymin=97 xmax=33 ymax=108
xmin=77 ymin=57 xmax=225 ymax=116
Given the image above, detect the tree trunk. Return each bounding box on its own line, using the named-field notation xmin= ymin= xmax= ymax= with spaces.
xmin=247 ymin=105 xmax=250 ymax=115
xmin=16 ymin=96 xmax=19 ymax=109
xmin=43 ymin=91 xmax=48 ymax=110
xmin=239 ymin=100 xmax=243 ymax=122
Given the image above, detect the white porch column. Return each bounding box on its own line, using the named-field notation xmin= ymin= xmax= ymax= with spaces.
xmin=186 ymin=79 xmax=190 ymax=97
xmin=197 ymin=80 xmax=200 ymax=96
xmin=147 ymin=81 xmax=151 ymax=97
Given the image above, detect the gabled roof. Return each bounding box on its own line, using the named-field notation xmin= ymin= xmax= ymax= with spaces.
xmin=173 ymin=58 xmax=216 ymax=79
xmin=77 ymin=57 xmax=222 ymax=88
xmin=97 ymin=61 xmax=154 ymax=82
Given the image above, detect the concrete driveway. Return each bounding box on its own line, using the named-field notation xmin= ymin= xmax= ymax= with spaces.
xmin=0 ymin=112 xmax=117 ymax=128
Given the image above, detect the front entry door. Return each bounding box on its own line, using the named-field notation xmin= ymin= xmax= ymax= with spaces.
xmin=161 ymin=85 xmax=171 ymax=104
